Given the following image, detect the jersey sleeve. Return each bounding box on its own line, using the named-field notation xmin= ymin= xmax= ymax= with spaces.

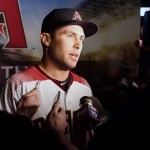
xmin=0 ymin=77 xmax=18 ymax=114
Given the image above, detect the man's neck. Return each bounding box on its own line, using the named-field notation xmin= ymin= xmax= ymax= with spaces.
xmin=38 ymin=62 xmax=69 ymax=81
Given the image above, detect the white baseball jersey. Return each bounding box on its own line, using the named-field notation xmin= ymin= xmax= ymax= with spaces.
xmin=0 ymin=65 xmax=93 ymax=136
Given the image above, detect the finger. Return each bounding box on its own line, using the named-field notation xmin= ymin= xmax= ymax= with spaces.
xmin=19 ymin=97 xmax=40 ymax=108
xmin=21 ymin=88 xmax=38 ymax=99
xmin=51 ymin=100 xmax=61 ymax=114
xmin=20 ymin=90 xmax=40 ymax=107
xmin=135 ymin=40 xmax=142 ymax=48
xmin=56 ymin=91 xmax=60 ymax=101
xmin=58 ymin=107 xmax=66 ymax=115
xmin=53 ymin=91 xmax=61 ymax=103
xmin=135 ymin=40 xmax=150 ymax=51
xmin=27 ymin=88 xmax=39 ymax=96
xmin=31 ymin=95 xmax=40 ymax=107
xmin=35 ymin=80 xmax=41 ymax=89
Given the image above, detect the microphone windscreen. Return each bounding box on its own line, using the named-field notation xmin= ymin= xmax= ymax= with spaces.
xmin=88 ymin=96 xmax=109 ymax=126
xmin=88 ymin=96 xmax=105 ymax=117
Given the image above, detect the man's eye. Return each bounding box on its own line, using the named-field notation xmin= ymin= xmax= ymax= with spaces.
xmin=67 ymin=34 xmax=73 ymax=37
xmin=80 ymin=37 xmax=85 ymax=41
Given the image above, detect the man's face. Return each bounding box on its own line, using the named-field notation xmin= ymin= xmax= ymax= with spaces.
xmin=48 ymin=25 xmax=85 ymax=70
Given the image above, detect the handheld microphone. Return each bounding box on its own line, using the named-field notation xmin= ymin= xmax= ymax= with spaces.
xmin=142 ymin=10 xmax=150 ymax=48
xmin=74 ymin=96 xmax=107 ymax=130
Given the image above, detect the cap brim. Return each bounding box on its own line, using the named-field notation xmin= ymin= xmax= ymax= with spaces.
xmin=67 ymin=21 xmax=98 ymax=37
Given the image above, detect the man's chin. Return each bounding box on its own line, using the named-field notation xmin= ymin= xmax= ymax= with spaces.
xmin=66 ymin=65 xmax=76 ymax=71
xmin=62 ymin=62 xmax=77 ymax=70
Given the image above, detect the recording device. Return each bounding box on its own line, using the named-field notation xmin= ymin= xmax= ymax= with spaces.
xmin=74 ymin=96 xmax=107 ymax=130
xmin=142 ymin=10 xmax=150 ymax=48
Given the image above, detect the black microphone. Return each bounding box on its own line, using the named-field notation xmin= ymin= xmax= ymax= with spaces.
xmin=142 ymin=10 xmax=150 ymax=48
xmin=74 ymin=96 xmax=107 ymax=130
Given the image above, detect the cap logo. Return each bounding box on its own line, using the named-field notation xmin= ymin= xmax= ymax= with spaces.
xmin=72 ymin=11 xmax=82 ymax=21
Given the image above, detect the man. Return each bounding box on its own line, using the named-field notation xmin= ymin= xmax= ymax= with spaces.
xmin=0 ymin=8 xmax=98 ymax=149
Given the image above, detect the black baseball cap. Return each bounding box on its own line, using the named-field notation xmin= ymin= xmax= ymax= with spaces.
xmin=41 ymin=8 xmax=98 ymax=37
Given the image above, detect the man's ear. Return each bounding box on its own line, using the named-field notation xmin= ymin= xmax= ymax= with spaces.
xmin=40 ymin=33 xmax=51 ymax=46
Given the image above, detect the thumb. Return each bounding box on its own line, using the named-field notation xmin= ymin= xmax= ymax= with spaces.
xmin=27 ymin=88 xmax=39 ymax=96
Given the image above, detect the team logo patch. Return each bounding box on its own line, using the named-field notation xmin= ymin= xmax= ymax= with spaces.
xmin=72 ymin=11 xmax=82 ymax=21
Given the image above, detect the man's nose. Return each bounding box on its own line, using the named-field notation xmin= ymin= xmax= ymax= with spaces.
xmin=73 ymin=37 xmax=82 ymax=50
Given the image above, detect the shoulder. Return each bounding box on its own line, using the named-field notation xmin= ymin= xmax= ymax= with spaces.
xmin=5 ymin=66 xmax=39 ymax=87
xmin=70 ymin=71 xmax=90 ymax=87
xmin=8 ymin=66 xmax=37 ymax=81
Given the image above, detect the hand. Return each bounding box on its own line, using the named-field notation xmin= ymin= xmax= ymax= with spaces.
xmin=46 ymin=100 xmax=78 ymax=150
xmin=46 ymin=100 xmax=67 ymax=133
xmin=135 ymin=39 xmax=150 ymax=51
xmin=17 ymin=88 xmax=40 ymax=119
